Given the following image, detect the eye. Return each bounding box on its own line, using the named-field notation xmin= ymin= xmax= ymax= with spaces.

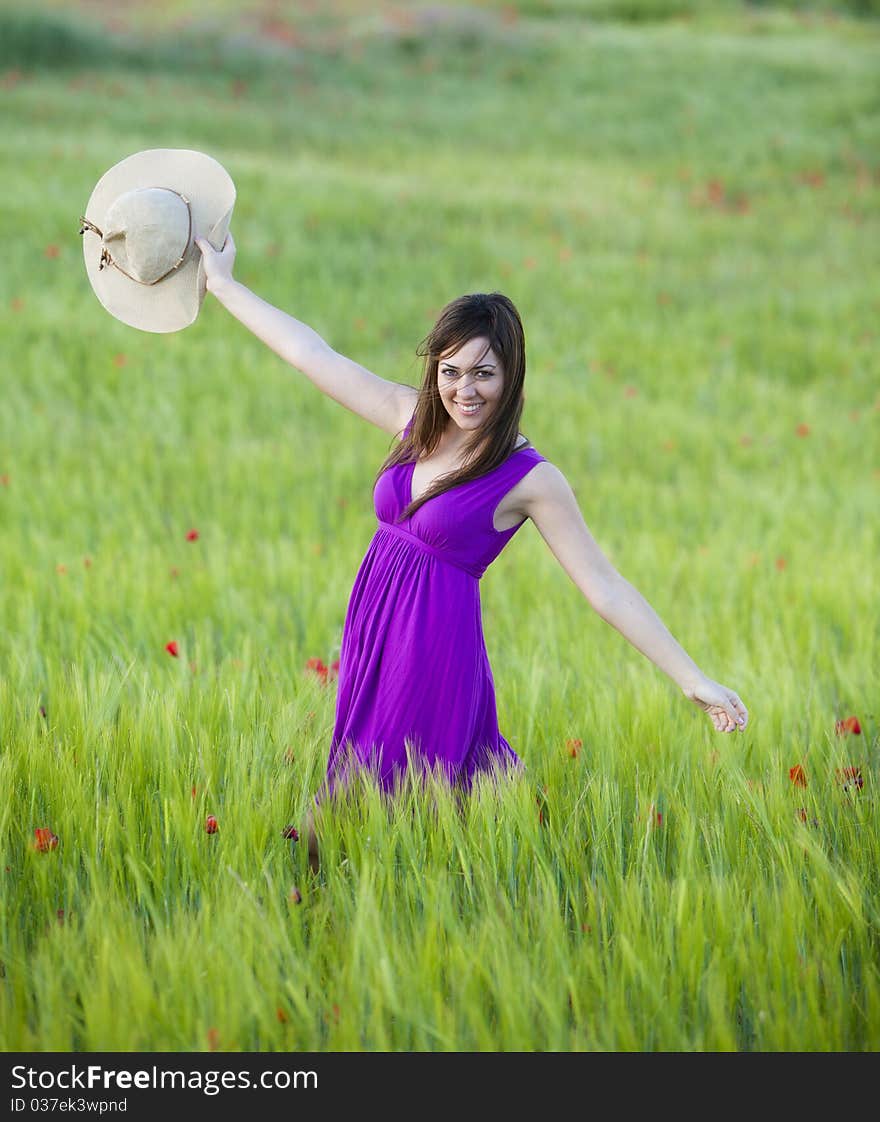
xmin=440 ymin=367 xmax=459 ymax=379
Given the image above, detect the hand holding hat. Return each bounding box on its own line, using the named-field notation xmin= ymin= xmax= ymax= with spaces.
xmin=195 ymin=231 xmax=237 ymax=296
xmin=80 ymin=148 xmax=236 ymax=333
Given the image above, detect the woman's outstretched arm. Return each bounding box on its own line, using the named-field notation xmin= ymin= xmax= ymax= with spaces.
xmin=196 ymin=234 xmax=417 ymax=435
xmin=519 ymin=462 xmax=749 ymax=733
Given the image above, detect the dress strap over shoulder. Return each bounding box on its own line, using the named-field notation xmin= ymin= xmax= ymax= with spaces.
xmin=492 ymin=444 xmax=545 ymax=491
xmin=482 ymin=445 xmax=546 ymax=537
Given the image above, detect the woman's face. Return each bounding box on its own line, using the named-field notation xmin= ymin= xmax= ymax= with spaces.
xmin=437 ymin=335 xmax=505 ymax=436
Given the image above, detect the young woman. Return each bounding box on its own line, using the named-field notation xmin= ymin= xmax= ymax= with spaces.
xmin=196 ymin=235 xmax=749 ymax=869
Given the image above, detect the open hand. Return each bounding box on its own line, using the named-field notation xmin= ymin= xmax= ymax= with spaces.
xmin=683 ymin=676 xmax=748 ymax=733
xmin=196 ymin=231 xmax=236 ymax=295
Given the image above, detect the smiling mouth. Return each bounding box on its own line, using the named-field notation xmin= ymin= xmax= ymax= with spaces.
xmin=454 ymin=401 xmax=483 ymax=414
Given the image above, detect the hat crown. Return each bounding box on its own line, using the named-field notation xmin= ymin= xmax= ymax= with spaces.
xmin=102 ymin=187 xmax=191 ymax=284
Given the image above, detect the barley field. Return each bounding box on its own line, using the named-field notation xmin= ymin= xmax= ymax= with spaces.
xmin=0 ymin=0 xmax=878 ymax=1054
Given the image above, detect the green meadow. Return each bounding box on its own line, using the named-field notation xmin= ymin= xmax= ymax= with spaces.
xmin=0 ymin=0 xmax=878 ymax=1051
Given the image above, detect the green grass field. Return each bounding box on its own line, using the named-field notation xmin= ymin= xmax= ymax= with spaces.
xmin=1 ymin=0 xmax=878 ymax=1051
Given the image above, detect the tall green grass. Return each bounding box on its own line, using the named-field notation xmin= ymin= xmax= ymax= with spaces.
xmin=0 ymin=2 xmax=877 ymax=1050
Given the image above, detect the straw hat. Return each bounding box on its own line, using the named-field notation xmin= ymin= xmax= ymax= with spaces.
xmin=80 ymin=148 xmax=236 ymax=333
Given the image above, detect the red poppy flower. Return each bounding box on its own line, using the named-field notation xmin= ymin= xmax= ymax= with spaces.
xmin=276 ymin=1007 xmax=288 ymax=1023
xmin=44 ymin=244 xmax=60 ymax=259
xmin=186 ymin=529 xmax=199 ymax=541
xmin=566 ymin=737 xmax=582 ymax=758
xmin=165 ymin=640 xmax=179 ymax=657
xmin=261 ymin=15 xmax=304 ymax=45
xmin=206 ymin=1027 xmax=220 ymax=1051
xmin=33 ymin=828 xmax=59 ymax=852
xmin=836 ymin=766 xmax=863 ymax=792
xmin=796 ymin=422 xmax=811 ymax=437
xmin=306 ymin=657 xmax=339 ymax=684
xmin=835 ymin=716 xmax=861 ymax=736
xmin=205 ymin=815 xmax=218 ymax=834
xmin=789 ymin=764 xmax=808 ymax=788
xmin=289 ymin=886 xmax=302 ymax=905
xmin=706 ymin=179 xmax=725 ymax=205
xmin=282 ymin=825 xmax=300 ymax=841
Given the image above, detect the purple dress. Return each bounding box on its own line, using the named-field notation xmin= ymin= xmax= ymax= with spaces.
xmin=318 ymin=419 xmax=546 ymax=799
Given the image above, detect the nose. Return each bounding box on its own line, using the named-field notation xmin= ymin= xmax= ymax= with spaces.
xmin=456 ymin=374 xmax=479 ymax=396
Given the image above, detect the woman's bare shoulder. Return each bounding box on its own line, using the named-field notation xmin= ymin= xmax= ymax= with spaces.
xmin=521 ymin=455 xmax=564 ymax=486
xmin=517 ymin=458 xmax=574 ymax=511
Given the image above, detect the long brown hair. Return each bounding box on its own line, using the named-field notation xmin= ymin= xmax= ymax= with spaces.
xmin=377 ymin=292 xmax=528 ymax=522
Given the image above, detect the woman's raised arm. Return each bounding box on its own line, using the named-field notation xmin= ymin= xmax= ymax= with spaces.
xmin=520 ymin=462 xmax=749 ymax=733
xmin=196 ymin=234 xmax=417 ymax=435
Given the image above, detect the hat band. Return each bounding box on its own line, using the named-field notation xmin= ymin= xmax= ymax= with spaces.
xmin=79 ymin=190 xmax=193 ymax=286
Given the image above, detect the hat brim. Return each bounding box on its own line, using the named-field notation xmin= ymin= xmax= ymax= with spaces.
xmin=82 ymin=148 xmax=236 ymax=334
